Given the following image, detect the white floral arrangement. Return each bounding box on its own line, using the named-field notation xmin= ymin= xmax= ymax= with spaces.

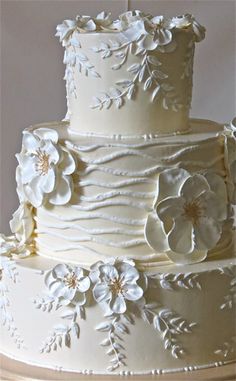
xmin=56 ymin=11 xmax=205 ymax=46
xmin=16 ymin=128 xmax=76 ymax=208
xmin=145 ymin=168 xmax=228 ymax=265
xmin=33 ymin=257 xmax=199 ymax=370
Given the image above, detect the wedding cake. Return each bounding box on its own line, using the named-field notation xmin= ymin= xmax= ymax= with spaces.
xmin=1 ymin=11 xmax=236 ymax=376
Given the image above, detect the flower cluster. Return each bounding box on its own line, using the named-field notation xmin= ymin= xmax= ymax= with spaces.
xmin=56 ymin=12 xmax=114 ymax=45
xmin=145 ymin=168 xmax=228 ymax=264
xmin=56 ymin=11 xmax=205 ymax=49
xmin=16 ymin=128 xmax=76 ymax=208
xmin=44 ymin=259 xmax=146 ymax=316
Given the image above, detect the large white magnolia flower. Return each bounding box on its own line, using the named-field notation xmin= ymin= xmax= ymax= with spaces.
xmin=91 ymin=258 xmax=144 ymax=315
xmin=9 ymin=203 xmax=34 ymax=245
xmin=45 ymin=264 xmax=91 ymax=306
xmin=145 ymin=168 xmax=228 ymax=264
xmin=16 ymin=128 xmax=76 ymax=208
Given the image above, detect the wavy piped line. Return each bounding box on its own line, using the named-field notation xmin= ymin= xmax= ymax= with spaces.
xmin=65 ymin=136 xmax=218 ymax=152
xmin=78 ymin=149 xmax=160 ymax=164
xmin=36 ymin=231 xmax=146 ymax=248
xmin=79 ymin=156 xmax=224 ymax=178
xmin=37 ymin=209 xmax=146 ymax=226
xmin=34 ymin=218 xmax=144 ymax=236
xmin=78 ymin=178 xmax=155 ymax=188
xmin=78 ymin=190 xmax=156 ymax=202
xmin=80 ymin=165 xmax=164 ymax=177
xmin=71 ymin=199 xmax=152 ymax=211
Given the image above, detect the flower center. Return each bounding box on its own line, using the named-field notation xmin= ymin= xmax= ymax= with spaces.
xmin=183 ymin=200 xmax=203 ymax=224
xmin=35 ymin=149 xmax=50 ymax=176
xmin=110 ymin=277 xmax=123 ymax=295
xmin=64 ymin=272 xmax=78 ymax=289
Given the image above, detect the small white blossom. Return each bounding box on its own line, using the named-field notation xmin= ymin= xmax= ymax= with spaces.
xmin=45 ymin=264 xmax=90 ymax=306
xmin=16 ymin=128 xmax=76 ymax=208
xmin=91 ymin=258 xmax=143 ymax=315
xmin=145 ymin=168 xmax=228 ymax=264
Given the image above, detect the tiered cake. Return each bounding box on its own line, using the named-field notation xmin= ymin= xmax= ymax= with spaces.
xmin=0 ymin=11 xmax=236 ymax=376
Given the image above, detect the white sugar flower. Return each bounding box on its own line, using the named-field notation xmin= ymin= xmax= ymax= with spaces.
xmin=172 ymin=14 xmax=205 ymax=42
xmin=16 ymin=128 xmax=76 ymax=208
xmin=45 ymin=264 xmax=90 ymax=306
xmin=9 ymin=203 xmax=34 ymax=245
xmin=145 ymin=168 xmax=228 ymax=264
xmin=0 ymin=234 xmax=32 ymax=259
xmin=91 ymin=259 xmax=143 ymax=315
xmin=139 ymin=16 xmax=175 ymax=50
xmin=55 ymin=19 xmax=78 ymax=43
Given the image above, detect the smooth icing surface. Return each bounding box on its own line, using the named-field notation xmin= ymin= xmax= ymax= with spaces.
xmin=56 ymin=12 xmax=205 ymax=135
xmin=32 ymin=119 xmax=235 ymax=269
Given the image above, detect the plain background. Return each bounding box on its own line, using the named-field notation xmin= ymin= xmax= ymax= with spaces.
xmin=0 ymin=0 xmax=235 ymax=234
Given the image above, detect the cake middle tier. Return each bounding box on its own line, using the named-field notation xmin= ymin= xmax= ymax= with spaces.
xmin=33 ymin=119 xmax=234 ymax=269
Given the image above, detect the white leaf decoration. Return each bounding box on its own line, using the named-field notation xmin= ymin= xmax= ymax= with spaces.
xmin=95 ymin=321 xmax=112 ymax=332
xmin=151 ymin=85 xmax=161 ymax=102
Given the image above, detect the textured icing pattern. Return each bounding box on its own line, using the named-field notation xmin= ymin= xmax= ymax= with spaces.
xmin=34 ymin=120 xmax=233 ymax=268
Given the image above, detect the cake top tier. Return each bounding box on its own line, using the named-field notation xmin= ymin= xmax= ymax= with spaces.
xmin=56 ymin=11 xmax=205 ymax=136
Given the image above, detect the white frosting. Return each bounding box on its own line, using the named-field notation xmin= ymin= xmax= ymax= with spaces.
xmin=0 ymin=254 xmax=235 ymax=375
xmin=33 ymin=119 xmax=234 ymax=269
xmin=56 ymin=12 xmax=205 ymax=135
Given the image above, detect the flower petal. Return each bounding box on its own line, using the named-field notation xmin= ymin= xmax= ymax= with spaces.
xmin=156 ymin=196 xmax=185 ymax=221
xmin=180 ymin=174 xmax=210 ymax=202
xmin=168 ymin=216 xmax=194 ymax=254
xmin=93 ymin=282 xmax=111 ymax=303
xmin=22 ymin=131 xmax=40 ymax=153
xmin=110 ymin=294 xmax=126 ymax=314
xmin=77 ymin=276 xmax=90 ymax=292
xmin=166 ymin=249 xmax=207 ymax=265
xmin=40 ymin=168 xmax=56 ymax=194
xmin=140 ymin=33 xmax=157 ymax=50
xmin=155 ymin=168 xmax=189 ymax=205
xmin=62 ymin=287 xmax=76 ymax=301
xmin=34 ymin=128 xmax=59 ymax=144
xmin=194 ymin=216 xmax=222 ymax=250
xmin=49 ymin=176 xmax=73 ymax=205
xmin=60 ymin=149 xmax=76 ymax=175
xmin=53 ymin=263 xmax=68 ymax=278
xmin=144 ymin=212 xmax=169 ymax=252
xmin=118 ymin=263 xmax=139 ymax=283
xmin=155 ymin=29 xmax=172 ymax=46
xmin=99 ymin=264 xmax=118 ymax=282
xmin=24 ymin=178 xmax=44 ymax=207
xmin=198 ymin=190 xmax=226 ymax=221
xmin=123 ymin=284 xmax=143 ymax=301
xmin=20 ymin=155 xmax=37 ymax=184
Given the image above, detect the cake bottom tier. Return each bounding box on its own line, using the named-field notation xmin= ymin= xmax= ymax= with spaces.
xmin=0 ymin=255 xmax=235 ymax=376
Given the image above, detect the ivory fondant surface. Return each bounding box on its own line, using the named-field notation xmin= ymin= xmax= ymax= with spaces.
xmin=0 ymin=256 xmax=235 ymax=375
xmin=33 ymin=119 xmax=233 ymax=269
xmin=56 ymin=12 xmax=205 ymax=135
